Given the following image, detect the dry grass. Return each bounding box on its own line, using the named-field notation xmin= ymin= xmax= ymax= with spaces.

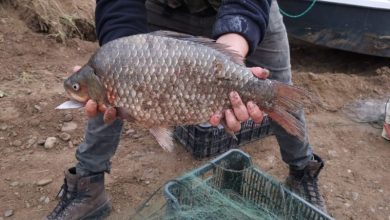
xmin=1 ymin=0 xmax=96 ymax=42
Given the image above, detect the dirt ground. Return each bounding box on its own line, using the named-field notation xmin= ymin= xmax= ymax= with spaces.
xmin=0 ymin=3 xmax=389 ymax=220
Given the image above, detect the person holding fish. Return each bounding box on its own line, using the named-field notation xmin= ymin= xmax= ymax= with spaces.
xmin=46 ymin=0 xmax=327 ymax=219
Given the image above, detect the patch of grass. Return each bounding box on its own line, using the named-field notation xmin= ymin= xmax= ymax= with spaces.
xmin=3 ymin=0 xmax=96 ymax=42
xmin=18 ymin=71 xmax=34 ymax=84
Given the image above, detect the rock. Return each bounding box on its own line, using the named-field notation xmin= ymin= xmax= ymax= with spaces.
xmin=328 ymin=150 xmax=338 ymax=157
xmin=44 ymin=137 xmax=57 ymax=149
xmin=29 ymin=119 xmax=40 ymax=127
xmin=37 ymin=139 xmax=46 ymax=145
xmin=145 ymin=180 xmax=150 ymax=185
xmin=39 ymin=196 xmax=46 ymax=202
xmin=36 ymin=178 xmax=52 ymax=186
xmin=61 ymin=122 xmax=78 ymax=132
xmin=59 ymin=132 xmax=71 ymax=141
xmin=12 ymin=140 xmax=22 ymax=147
xmin=4 ymin=209 xmax=13 ymax=217
xmin=0 ymin=124 xmax=7 ymax=131
xmin=44 ymin=197 xmax=50 ymax=204
xmin=351 ymin=192 xmax=359 ymax=201
xmin=26 ymin=137 xmax=37 ymax=148
xmin=34 ymin=105 xmax=42 ymax=112
xmin=10 ymin=181 xmax=19 ymax=187
xmin=126 ymin=129 xmax=136 ymax=135
xmin=68 ymin=141 xmax=74 ymax=148
xmin=63 ymin=113 xmax=73 ymax=122
xmin=0 ymin=90 xmax=6 ymax=98
xmin=308 ymin=72 xmax=319 ymax=81
xmin=132 ymin=133 xmax=142 ymax=139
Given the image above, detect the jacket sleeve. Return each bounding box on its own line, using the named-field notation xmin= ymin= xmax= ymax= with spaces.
xmin=212 ymin=0 xmax=272 ymax=55
xmin=95 ymin=0 xmax=148 ymax=46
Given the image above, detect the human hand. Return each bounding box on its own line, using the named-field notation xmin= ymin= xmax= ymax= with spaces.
xmin=208 ymin=67 xmax=269 ymax=132
xmin=70 ymin=66 xmax=117 ymax=124
xmin=210 ymin=33 xmax=269 ymax=132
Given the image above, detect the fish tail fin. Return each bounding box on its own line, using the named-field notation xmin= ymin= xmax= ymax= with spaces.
xmin=265 ymin=81 xmax=314 ymax=141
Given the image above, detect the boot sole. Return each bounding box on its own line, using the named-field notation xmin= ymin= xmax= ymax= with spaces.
xmin=81 ymin=201 xmax=112 ymax=220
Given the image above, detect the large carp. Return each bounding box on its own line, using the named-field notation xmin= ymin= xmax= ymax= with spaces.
xmin=64 ymin=31 xmax=311 ymax=151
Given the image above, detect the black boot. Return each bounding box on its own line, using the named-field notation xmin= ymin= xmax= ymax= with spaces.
xmin=285 ymin=154 xmax=327 ymax=213
xmin=45 ymin=168 xmax=112 ymax=220
xmin=45 ymin=168 xmax=79 ymax=220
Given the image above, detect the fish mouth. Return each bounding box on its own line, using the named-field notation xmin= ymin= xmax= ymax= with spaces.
xmin=66 ymin=91 xmax=89 ymax=103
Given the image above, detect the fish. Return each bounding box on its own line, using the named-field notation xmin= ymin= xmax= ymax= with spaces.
xmin=63 ymin=31 xmax=312 ymax=151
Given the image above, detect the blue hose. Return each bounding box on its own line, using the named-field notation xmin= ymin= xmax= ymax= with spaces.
xmin=279 ymin=0 xmax=318 ymax=18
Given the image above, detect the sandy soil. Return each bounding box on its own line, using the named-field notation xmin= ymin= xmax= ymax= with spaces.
xmin=0 ymin=3 xmax=389 ymax=220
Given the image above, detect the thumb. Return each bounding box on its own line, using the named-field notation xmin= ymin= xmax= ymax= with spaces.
xmin=72 ymin=65 xmax=82 ymax=74
xmin=250 ymin=67 xmax=270 ymax=79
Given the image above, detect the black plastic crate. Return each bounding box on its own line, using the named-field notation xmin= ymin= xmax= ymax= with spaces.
xmin=164 ymin=149 xmax=333 ymax=220
xmin=174 ymin=116 xmax=272 ymax=159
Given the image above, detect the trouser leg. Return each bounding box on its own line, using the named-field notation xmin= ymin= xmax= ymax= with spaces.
xmin=246 ymin=0 xmax=312 ymax=169
xmin=75 ymin=113 xmax=123 ymax=176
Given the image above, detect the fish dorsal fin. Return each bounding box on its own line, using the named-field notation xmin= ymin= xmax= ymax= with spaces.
xmin=150 ymin=30 xmax=244 ymax=65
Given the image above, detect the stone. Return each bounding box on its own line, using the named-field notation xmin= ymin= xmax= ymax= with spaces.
xmin=132 ymin=133 xmax=142 ymax=139
xmin=44 ymin=137 xmax=57 ymax=149
xmin=0 ymin=90 xmax=6 ymax=98
xmin=10 ymin=181 xmax=19 ymax=187
xmin=26 ymin=137 xmax=37 ymax=148
xmin=34 ymin=105 xmax=42 ymax=112
xmin=126 ymin=129 xmax=136 ymax=135
xmin=39 ymin=196 xmax=46 ymax=202
xmin=29 ymin=119 xmax=40 ymax=127
xmin=12 ymin=140 xmax=22 ymax=147
xmin=308 ymin=72 xmax=319 ymax=81
xmin=351 ymin=192 xmax=359 ymax=201
xmin=44 ymin=197 xmax=50 ymax=204
xmin=68 ymin=141 xmax=74 ymax=148
xmin=36 ymin=178 xmax=52 ymax=186
xmin=61 ymin=122 xmax=78 ymax=132
xmin=0 ymin=124 xmax=7 ymax=131
xmin=328 ymin=150 xmax=338 ymax=157
xmin=4 ymin=210 xmax=13 ymax=217
xmin=37 ymin=139 xmax=46 ymax=145
xmin=63 ymin=113 xmax=73 ymax=122
xmin=59 ymin=132 xmax=71 ymax=141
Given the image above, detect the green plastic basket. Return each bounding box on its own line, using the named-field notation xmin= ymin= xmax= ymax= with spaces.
xmin=164 ymin=149 xmax=333 ymax=220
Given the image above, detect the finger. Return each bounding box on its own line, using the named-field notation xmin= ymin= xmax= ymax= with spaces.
xmin=209 ymin=111 xmax=222 ymax=126
xmin=85 ymin=100 xmax=98 ymax=118
xmin=247 ymin=101 xmax=264 ymax=123
xmin=98 ymin=104 xmax=107 ymax=113
xmin=72 ymin=65 xmax=82 ymax=73
xmin=250 ymin=67 xmax=270 ymax=79
xmin=229 ymin=91 xmax=249 ymax=122
xmin=103 ymin=107 xmax=117 ymax=124
xmin=225 ymin=109 xmax=241 ymax=132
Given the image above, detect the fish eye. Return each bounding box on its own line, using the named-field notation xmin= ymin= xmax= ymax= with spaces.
xmin=72 ymin=83 xmax=80 ymax=91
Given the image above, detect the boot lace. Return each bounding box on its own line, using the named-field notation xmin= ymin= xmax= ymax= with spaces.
xmin=46 ymin=180 xmax=77 ymax=219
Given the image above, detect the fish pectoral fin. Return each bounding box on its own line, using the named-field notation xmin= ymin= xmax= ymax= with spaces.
xmin=149 ymin=127 xmax=174 ymax=152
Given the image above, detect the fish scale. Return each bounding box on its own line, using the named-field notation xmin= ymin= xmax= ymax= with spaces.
xmin=64 ymin=31 xmax=312 ymax=151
